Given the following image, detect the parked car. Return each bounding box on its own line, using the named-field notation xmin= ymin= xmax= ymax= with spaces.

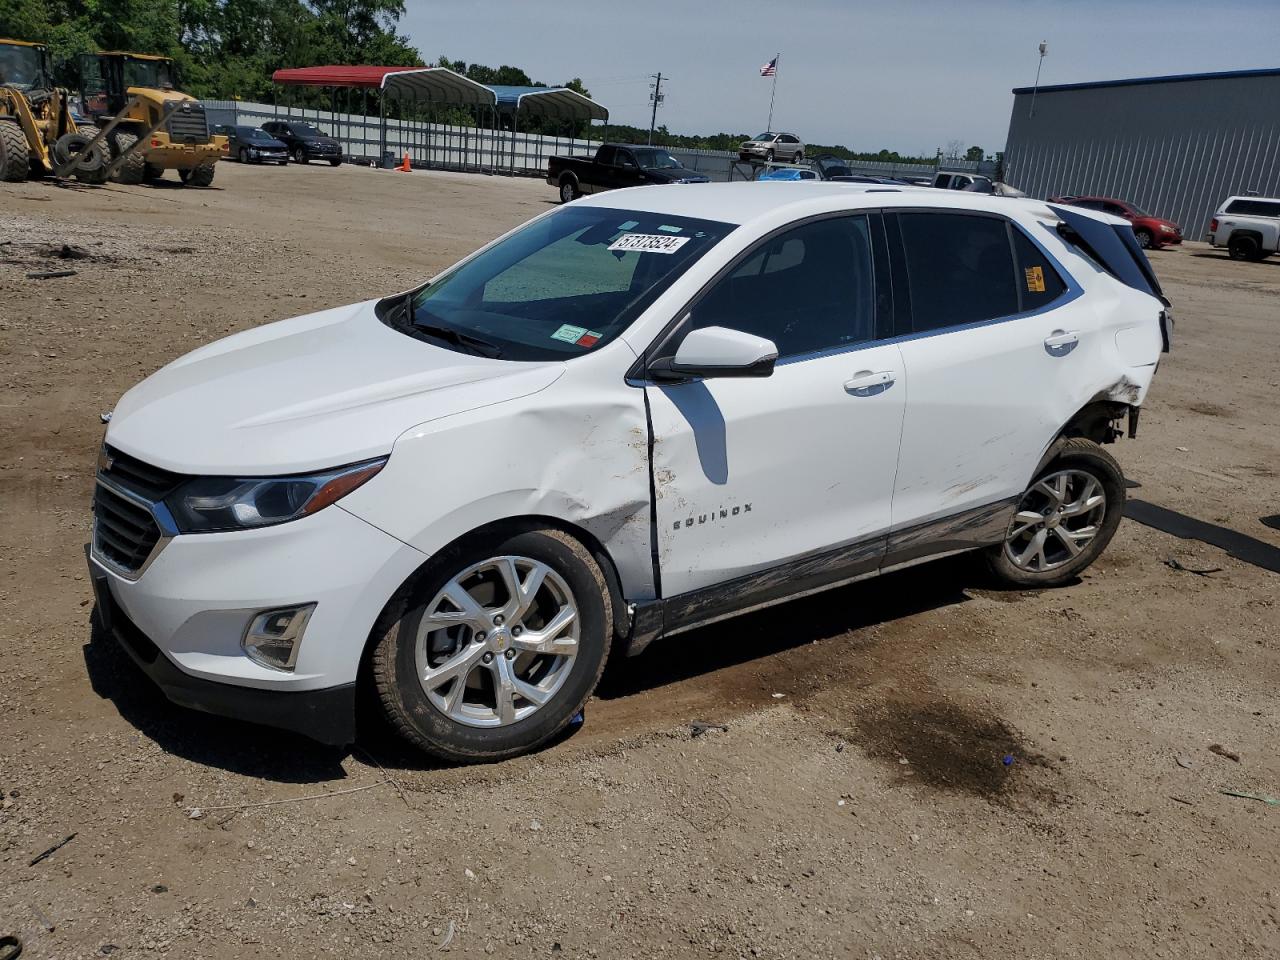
xmin=1049 ymin=195 xmax=1182 ymax=249
xmin=758 ymin=167 xmax=818 ymax=181
xmin=1205 ymin=195 xmax=1280 ymax=260
xmin=547 ymin=143 xmax=710 ymax=203
xmin=933 ymin=171 xmax=993 ymax=191
xmin=260 ymin=120 xmax=343 ymax=165
xmin=739 ymin=132 xmax=804 ymax=164
xmin=87 ymin=184 xmax=1170 ymax=762
xmin=811 ymin=155 xmax=852 ymax=179
xmin=219 ymin=125 xmax=288 ymax=165
xmin=830 ymin=174 xmax=907 ymax=185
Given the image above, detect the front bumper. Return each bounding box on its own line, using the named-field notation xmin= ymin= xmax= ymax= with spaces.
xmin=90 ymin=551 xmax=358 ymax=744
xmin=86 ymin=503 xmax=427 ymax=742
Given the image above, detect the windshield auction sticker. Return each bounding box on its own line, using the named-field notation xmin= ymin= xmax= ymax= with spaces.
xmin=607 ymin=233 xmax=691 ymax=254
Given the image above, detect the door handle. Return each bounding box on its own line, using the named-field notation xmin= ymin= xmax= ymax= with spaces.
xmin=844 ymin=370 xmax=896 ymax=396
xmin=1043 ymin=330 xmax=1079 ymax=356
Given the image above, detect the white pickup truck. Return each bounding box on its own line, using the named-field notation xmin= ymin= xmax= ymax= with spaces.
xmin=1207 ymin=196 xmax=1280 ymax=261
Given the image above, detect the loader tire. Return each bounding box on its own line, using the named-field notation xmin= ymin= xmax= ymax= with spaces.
xmin=108 ymin=130 xmax=146 ymax=185
xmin=0 ymin=120 xmax=31 ymax=182
xmin=143 ymin=162 xmax=164 ymax=182
xmin=54 ymin=127 xmax=109 ymax=184
xmin=180 ymin=161 xmax=216 ymax=187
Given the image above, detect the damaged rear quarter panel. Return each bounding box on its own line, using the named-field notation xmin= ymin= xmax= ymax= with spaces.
xmin=338 ymin=344 xmax=656 ymax=600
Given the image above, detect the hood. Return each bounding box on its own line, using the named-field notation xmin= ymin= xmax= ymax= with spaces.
xmin=644 ymin=167 xmax=710 ymax=183
xmin=252 ymin=138 xmax=287 ymax=149
xmin=1138 ymin=215 xmax=1180 ymax=231
xmin=301 ymin=134 xmax=339 ymax=144
xmin=106 ymin=301 xmax=564 ymax=476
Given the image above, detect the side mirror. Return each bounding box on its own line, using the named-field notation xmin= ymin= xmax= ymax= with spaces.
xmin=649 ymin=325 xmax=778 ymax=382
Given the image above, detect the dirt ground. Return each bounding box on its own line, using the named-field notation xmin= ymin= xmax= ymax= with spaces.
xmin=2 ymin=163 xmax=1278 ymax=960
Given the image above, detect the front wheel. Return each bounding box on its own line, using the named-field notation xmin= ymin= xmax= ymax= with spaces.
xmin=293 ymin=147 xmax=308 ymax=164
xmin=238 ymin=147 xmax=249 ymax=163
xmin=1134 ymin=229 xmax=1153 ymax=249
xmin=0 ymin=120 xmax=31 ymax=182
xmin=328 ymin=158 xmax=341 ymax=167
xmin=765 ymin=149 xmax=775 ymax=162
xmin=986 ymin=438 xmax=1125 ymax=587
xmin=371 ymin=527 xmax=611 ymax=763
xmin=179 ymin=162 xmax=216 ymax=187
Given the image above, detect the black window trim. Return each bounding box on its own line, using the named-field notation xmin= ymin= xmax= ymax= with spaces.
xmin=628 ymin=210 xmax=893 ymax=383
xmin=882 ymin=207 xmax=1077 ymax=340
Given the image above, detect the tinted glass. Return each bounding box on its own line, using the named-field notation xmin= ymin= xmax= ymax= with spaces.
xmin=394 ymin=207 xmax=733 ymax=362
xmin=690 ymin=216 xmax=876 ymax=358
xmin=1225 ymin=198 xmax=1280 ymax=217
xmin=899 ymin=213 xmax=1018 ymax=331
xmin=1011 ymin=228 xmax=1068 ymax=311
xmin=596 ymin=145 xmax=616 ymax=165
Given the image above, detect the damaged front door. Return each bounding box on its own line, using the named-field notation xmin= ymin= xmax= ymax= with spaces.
xmin=645 ymin=214 xmax=905 ymax=601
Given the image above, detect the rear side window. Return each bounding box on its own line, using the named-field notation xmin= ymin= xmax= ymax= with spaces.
xmin=690 ymin=215 xmax=876 ymax=358
xmin=898 ymin=213 xmax=1018 ymax=332
xmin=1011 ymin=229 xmax=1068 ymax=311
xmin=1224 ymin=198 xmax=1280 ymax=217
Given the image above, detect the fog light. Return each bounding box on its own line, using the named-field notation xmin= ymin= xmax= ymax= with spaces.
xmin=242 ymin=604 xmax=315 ymax=671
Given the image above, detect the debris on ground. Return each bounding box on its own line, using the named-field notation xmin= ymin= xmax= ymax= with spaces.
xmin=1175 ymin=756 xmax=1194 ymax=769
xmin=437 ymin=919 xmax=456 ymax=950
xmin=690 ymin=720 xmax=729 ymax=738
xmin=1209 ymin=743 xmax=1241 ymax=763
xmin=25 ymin=269 xmax=77 ymax=280
xmin=28 ymin=833 xmax=77 ymax=867
xmin=1220 ymin=789 xmax=1279 ymax=806
xmin=1164 ymin=557 xmax=1223 ymax=577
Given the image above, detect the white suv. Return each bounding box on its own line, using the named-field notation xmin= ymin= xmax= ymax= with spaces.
xmin=1206 ymin=195 xmax=1280 ymax=261
xmin=88 ymin=184 xmax=1170 ymax=762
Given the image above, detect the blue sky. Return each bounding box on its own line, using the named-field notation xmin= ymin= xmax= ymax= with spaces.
xmin=401 ymin=0 xmax=1280 ymax=155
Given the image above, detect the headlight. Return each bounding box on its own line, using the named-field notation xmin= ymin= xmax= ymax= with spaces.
xmin=166 ymin=458 xmax=386 ymax=533
xmin=1160 ymin=224 xmax=1175 ymax=233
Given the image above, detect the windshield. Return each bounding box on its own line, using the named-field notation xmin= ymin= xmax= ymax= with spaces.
xmin=123 ymin=60 xmax=175 ymax=89
xmin=243 ymin=128 xmax=275 ymax=141
xmin=1126 ymin=203 xmax=1151 ymax=217
xmin=388 ymin=206 xmax=734 ymax=361
xmin=291 ymin=123 xmax=325 ymax=137
xmin=630 ymin=148 xmax=680 ymax=169
xmin=752 ymin=133 xmax=774 ymax=141
xmin=0 ymin=44 xmax=44 ymax=89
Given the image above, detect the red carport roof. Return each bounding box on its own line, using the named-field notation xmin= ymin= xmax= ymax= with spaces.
xmin=272 ymin=65 xmax=405 ymax=88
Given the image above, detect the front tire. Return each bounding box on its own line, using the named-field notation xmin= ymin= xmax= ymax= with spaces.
xmin=108 ymin=130 xmax=146 ymax=185
xmin=0 ymin=120 xmax=31 ymax=182
xmin=179 ymin=161 xmax=216 ymax=187
xmin=238 ymin=147 xmax=249 ymax=163
xmin=328 ymin=158 xmax=341 ymax=167
xmin=372 ymin=527 xmax=611 ymax=763
xmin=293 ymin=146 xmax=308 ymax=164
xmin=1134 ymin=228 xmax=1153 ymax=249
xmin=986 ymin=438 xmax=1125 ymax=587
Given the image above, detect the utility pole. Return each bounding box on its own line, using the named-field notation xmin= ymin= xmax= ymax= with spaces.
xmin=1029 ymin=41 xmax=1048 ymax=119
xmin=648 ymin=73 xmax=665 ymax=145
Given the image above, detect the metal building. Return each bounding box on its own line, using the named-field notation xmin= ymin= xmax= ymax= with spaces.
xmin=1004 ymin=68 xmax=1280 ymax=237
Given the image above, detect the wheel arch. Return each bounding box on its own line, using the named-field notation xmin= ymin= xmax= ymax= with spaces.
xmin=356 ymin=513 xmax=632 ymax=685
xmin=1029 ymin=398 xmax=1132 ymax=485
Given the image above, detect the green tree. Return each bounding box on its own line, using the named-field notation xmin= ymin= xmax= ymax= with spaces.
xmin=965 ymin=144 xmax=984 ymax=161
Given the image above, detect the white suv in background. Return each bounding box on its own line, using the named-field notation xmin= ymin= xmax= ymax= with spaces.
xmin=739 ymin=132 xmax=804 ymax=164
xmin=88 ymin=184 xmax=1170 ymax=762
xmin=1207 ymin=195 xmax=1280 ymax=261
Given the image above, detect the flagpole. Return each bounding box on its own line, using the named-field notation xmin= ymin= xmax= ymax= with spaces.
xmin=767 ymin=52 xmax=779 ymax=131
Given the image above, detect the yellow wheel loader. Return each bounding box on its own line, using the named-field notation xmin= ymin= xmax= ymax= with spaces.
xmin=70 ymin=51 xmax=227 ymax=185
xmin=0 ymin=38 xmax=110 ymax=184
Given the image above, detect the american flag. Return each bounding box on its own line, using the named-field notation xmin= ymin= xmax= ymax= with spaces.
xmin=759 ymin=57 xmax=777 ymax=77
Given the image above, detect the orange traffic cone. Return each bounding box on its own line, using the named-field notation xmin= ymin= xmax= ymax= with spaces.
xmin=397 ymin=152 xmax=411 ymax=172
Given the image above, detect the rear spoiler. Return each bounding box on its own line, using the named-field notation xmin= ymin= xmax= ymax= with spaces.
xmin=1049 ymin=203 xmax=1172 ymax=353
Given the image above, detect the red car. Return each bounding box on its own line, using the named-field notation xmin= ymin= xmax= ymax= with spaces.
xmin=1047 ymin=195 xmax=1183 ymax=249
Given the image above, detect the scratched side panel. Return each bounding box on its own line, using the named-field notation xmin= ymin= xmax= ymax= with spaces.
xmin=340 ymin=352 xmax=656 ymax=601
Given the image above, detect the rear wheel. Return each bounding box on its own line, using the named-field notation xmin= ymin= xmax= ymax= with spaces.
xmin=181 ymin=161 xmax=216 ymax=187
xmin=328 ymin=158 xmax=341 ymax=167
xmin=1228 ymin=234 xmax=1260 ymax=261
xmin=0 ymin=120 xmax=30 ymax=182
xmin=986 ymin=438 xmax=1125 ymax=587
xmin=558 ymin=176 xmax=579 ymax=203
xmin=143 ymin=162 xmax=164 ymax=182
xmin=108 ymin=130 xmax=146 ymax=185
xmin=371 ymin=527 xmax=611 ymax=763
xmin=794 ymin=151 xmax=804 ymax=164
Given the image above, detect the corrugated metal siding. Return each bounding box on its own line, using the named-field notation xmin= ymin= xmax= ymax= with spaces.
xmin=1004 ymin=73 xmax=1280 ymax=236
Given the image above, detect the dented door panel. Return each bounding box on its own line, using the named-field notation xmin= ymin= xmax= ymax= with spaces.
xmin=647 ymin=344 xmax=905 ymax=597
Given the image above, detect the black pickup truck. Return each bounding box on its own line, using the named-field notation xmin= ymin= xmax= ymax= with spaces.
xmin=547 ymin=143 xmax=710 ymax=203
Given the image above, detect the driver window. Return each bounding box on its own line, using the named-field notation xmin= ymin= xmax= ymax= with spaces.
xmin=687 ymin=216 xmax=876 ymax=359
xmin=617 ymin=152 xmax=638 ymax=169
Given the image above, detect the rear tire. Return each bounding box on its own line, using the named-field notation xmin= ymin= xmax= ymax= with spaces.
xmin=558 ymin=177 xmax=579 ymax=203
xmin=1228 ymin=234 xmax=1260 ymax=261
xmin=108 ymin=130 xmax=146 ymax=185
xmin=985 ymin=438 xmax=1125 ymax=588
xmin=328 ymin=158 xmax=341 ymax=167
xmin=143 ymin=162 xmax=164 ymax=182
xmin=371 ymin=526 xmax=611 ymax=763
xmin=183 ymin=161 xmax=216 ymax=187
xmin=0 ymin=120 xmax=30 ymax=182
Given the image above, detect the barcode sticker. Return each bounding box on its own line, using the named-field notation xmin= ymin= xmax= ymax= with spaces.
xmin=1025 ymin=265 xmax=1046 ymax=293
xmin=607 ymin=233 xmax=691 ymax=254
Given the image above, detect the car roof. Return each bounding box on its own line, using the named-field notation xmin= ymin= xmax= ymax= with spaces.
xmin=574 ymin=181 xmax=1055 ymax=227
xmin=1224 ymin=195 xmax=1280 ymax=203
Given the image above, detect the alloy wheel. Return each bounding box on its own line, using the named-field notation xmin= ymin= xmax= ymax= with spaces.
xmin=414 ymin=556 xmax=580 ymax=728
xmin=1004 ymin=469 xmax=1107 ymax=573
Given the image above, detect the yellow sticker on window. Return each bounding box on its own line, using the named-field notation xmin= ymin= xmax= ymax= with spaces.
xmin=1024 ymin=265 xmax=1046 ymax=293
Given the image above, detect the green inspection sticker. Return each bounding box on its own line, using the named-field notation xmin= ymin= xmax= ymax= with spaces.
xmin=551 ymin=324 xmax=588 ymax=343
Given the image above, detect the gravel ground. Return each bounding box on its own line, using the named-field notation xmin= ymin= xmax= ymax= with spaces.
xmin=1 ymin=162 xmax=1278 ymax=959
